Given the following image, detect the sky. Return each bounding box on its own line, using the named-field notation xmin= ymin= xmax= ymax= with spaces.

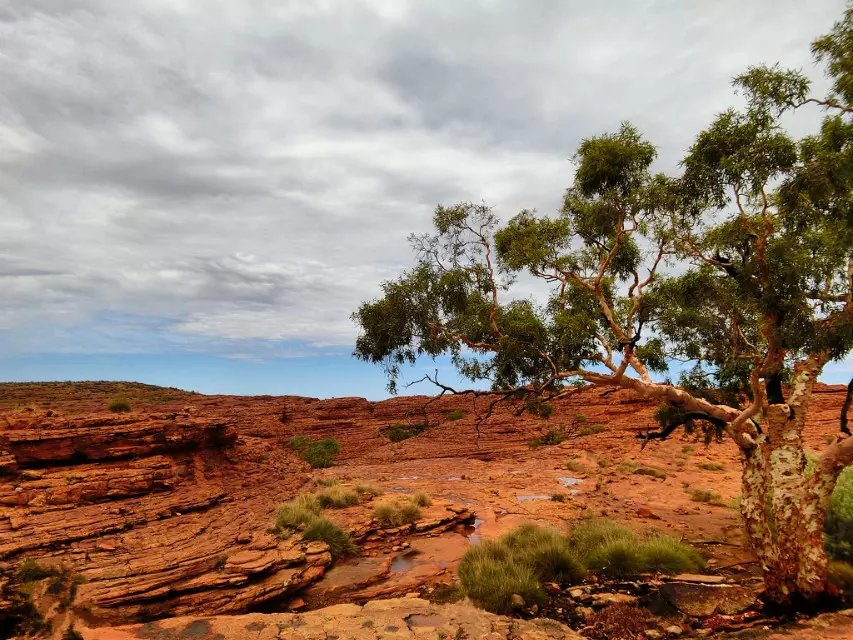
xmin=0 ymin=0 xmax=851 ymax=399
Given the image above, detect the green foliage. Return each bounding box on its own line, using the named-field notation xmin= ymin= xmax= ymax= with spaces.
xmin=445 ymin=409 xmax=467 ymax=421
xmin=633 ymin=467 xmax=667 ymax=480
xmin=410 ymin=491 xmax=432 ymax=507
xmin=302 ymin=518 xmax=358 ymax=558
xmin=697 ymin=461 xmax=725 ymax=471
xmin=353 ymin=4 xmax=852 ymax=442
xmin=17 ymin=559 xmax=57 ymax=582
xmin=287 ymin=435 xmax=311 ymax=452
xmin=829 ymin=560 xmax=853 ymax=598
xmin=576 ymin=423 xmax=605 ymax=437
xmin=826 ymin=464 xmax=853 ymax=563
xmin=372 ymin=496 xmax=424 ymax=527
xmin=458 ymin=541 xmax=546 ymax=614
xmin=688 ymin=488 xmax=727 ymax=506
xmin=529 ymin=428 xmax=568 ymax=448
xmin=564 ymin=459 xmax=590 ymax=474
xmin=287 ymin=436 xmax=341 ymax=468
xmin=272 ymin=499 xmax=355 ymax=559
xmin=500 ymin=524 xmax=586 ymax=584
xmin=314 ymin=485 xmax=360 ymax=509
xmin=458 ymin=520 xmax=701 ymax=614
xmin=567 ymin=519 xmax=704 ymax=577
xmin=107 ymin=397 xmax=131 ymax=413
xmin=354 ymin=483 xmax=384 ymax=498
xmin=384 ymin=422 xmax=427 ymax=442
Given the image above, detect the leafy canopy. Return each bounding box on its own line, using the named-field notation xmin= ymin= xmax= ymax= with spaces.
xmin=354 ymin=12 xmax=853 ymax=418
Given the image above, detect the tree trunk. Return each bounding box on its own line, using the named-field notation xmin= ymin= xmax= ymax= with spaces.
xmin=739 ymin=363 xmax=836 ymax=605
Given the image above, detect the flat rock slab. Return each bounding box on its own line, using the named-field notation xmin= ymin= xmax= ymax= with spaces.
xmin=659 ymin=582 xmax=755 ymax=617
xmin=80 ymin=597 xmax=583 ymax=640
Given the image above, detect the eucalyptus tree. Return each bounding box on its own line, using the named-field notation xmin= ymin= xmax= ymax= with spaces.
xmin=354 ymin=10 xmax=853 ymax=605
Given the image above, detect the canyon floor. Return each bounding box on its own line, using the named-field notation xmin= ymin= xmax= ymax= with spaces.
xmin=0 ymin=381 xmax=850 ymax=639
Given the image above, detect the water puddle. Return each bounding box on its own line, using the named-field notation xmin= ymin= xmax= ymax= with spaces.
xmin=398 ymin=475 xmax=421 ymax=480
xmin=445 ymin=476 xmax=462 ymax=481
xmin=516 ymin=494 xmax=552 ymax=502
xmin=462 ymin=517 xmax=484 ymax=544
xmin=390 ymin=554 xmax=416 ymax=573
xmin=405 ymin=613 xmax=446 ymax=628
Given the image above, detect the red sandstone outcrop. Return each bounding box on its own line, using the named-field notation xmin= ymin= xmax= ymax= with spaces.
xmin=0 ymin=381 xmax=848 ymax=633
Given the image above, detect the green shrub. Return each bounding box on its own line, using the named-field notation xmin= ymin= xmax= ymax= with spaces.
xmin=564 ymin=460 xmax=589 ymax=474
xmin=688 ymin=488 xmax=726 ymax=506
xmin=445 ymin=409 xmax=467 ymax=421
xmin=384 ymin=422 xmax=427 ymax=442
xmin=530 ymin=428 xmax=568 ymax=448
xmin=372 ymin=497 xmax=423 ymax=527
xmin=586 ymin=539 xmax=644 ymax=576
xmin=286 ymin=436 xmax=342 ymax=468
xmin=828 ymin=560 xmax=853 ymax=597
xmin=410 ymin=491 xmax=432 ymax=507
xmin=272 ymin=500 xmax=355 ymax=559
xmin=458 ymin=541 xmax=545 ymax=613
xmin=826 ymin=465 xmax=853 ymax=563
xmin=17 ymin=559 xmax=57 ymax=582
xmin=287 ymin=435 xmax=311 ymax=452
xmin=273 ymin=503 xmax=318 ymax=532
xmin=697 ymin=462 xmax=725 ymax=471
xmin=633 ymin=467 xmax=667 ymax=480
xmin=576 ymin=423 xmax=605 ymax=437
xmin=639 ymin=536 xmax=705 ymax=573
xmin=316 ymin=478 xmax=339 ymax=487
xmin=568 ymin=519 xmax=703 ymax=577
xmin=354 ymin=483 xmax=383 ymax=497
xmin=315 ymin=485 xmax=359 ymax=509
xmin=551 ymin=493 xmax=570 ymax=502
xmin=302 ymin=518 xmax=357 ymax=558
xmin=107 ymin=397 xmax=131 ymax=413
xmin=500 ymin=524 xmax=585 ymax=584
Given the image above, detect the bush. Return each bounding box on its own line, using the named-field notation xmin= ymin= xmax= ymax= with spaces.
xmin=458 ymin=541 xmax=545 ymax=613
xmin=633 ymin=467 xmax=667 ymax=480
xmin=828 ymin=560 xmax=853 ymax=598
xmin=287 ymin=436 xmax=341 ymax=468
xmin=576 ymin=423 xmax=605 ymax=437
xmin=410 ymin=491 xmax=432 ymax=507
xmin=568 ymin=519 xmax=703 ymax=577
xmin=639 ymin=536 xmax=705 ymax=574
xmin=384 ymin=422 xmax=427 ymax=442
xmin=315 ymin=485 xmax=359 ymax=509
xmin=287 ymin=435 xmax=311 ymax=452
xmin=107 ymin=397 xmax=131 ymax=413
xmin=457 ymin=519 xmax=703 ymax=614
xmin=564 ymin=460 xmax=590 ymax=474
xmin=826 ymin=465 xmax=853 ymax=563
xmin=354 ymin=483 xmax=383 ymax=497
xmin=372 ymin=496 xmax=423 ymax=527
xmin=272 ymin=500 xmax=355 ymax=559
xmin=688 ymin=488 xmax=726 ymax=506
xmin=445 ymin=409 xmax=467 ymax=421
xmin=500 ymin=524 xmax=585 ymax=584
xmin=530 ymin=428 xmax=568 ymax=448
xmin=17 ymin=559 xmax=57 ymax=582
xmin=697 ymin=461 xmax=725 ymax=471
xmin=302 ymin=518 xmax=357 ymax=558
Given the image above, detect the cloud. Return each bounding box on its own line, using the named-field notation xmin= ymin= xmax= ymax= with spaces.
xmin=0 ymin=0 xmax=848 ymax=368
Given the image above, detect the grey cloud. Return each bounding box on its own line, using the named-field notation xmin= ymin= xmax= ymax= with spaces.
xmin=0 ymin=0 xmax=848 ymax=360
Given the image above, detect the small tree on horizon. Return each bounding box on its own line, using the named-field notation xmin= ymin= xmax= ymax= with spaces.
xmin=354 ymin=8 xmax=853 ymax=606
